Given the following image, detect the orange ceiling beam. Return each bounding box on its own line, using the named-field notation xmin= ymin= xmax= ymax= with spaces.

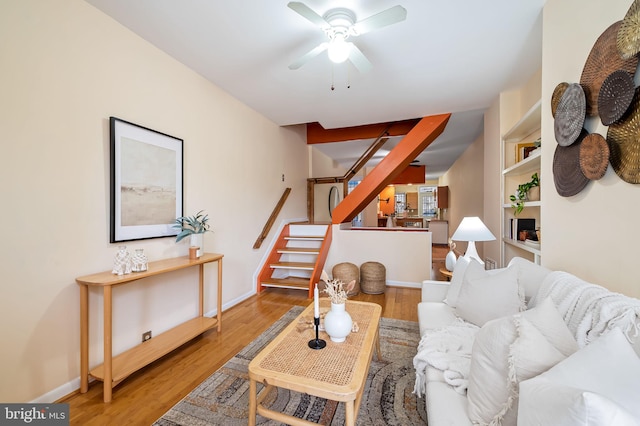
xmin=330 ymin=113 xmax=451 ymax=225
xmin=306 ymin=119 xmax=421 ymax=144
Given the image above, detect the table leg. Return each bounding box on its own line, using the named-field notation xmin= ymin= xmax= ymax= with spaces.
xmin=103 ymin=286 xmax=113 ymax=403
xmin=248 ymin=378 xmax=257 ymax=426
xmin=217 ymin=258 xmax=223 ymax=332
xmin=198 ymin=264 xmax=204 ymax=317
xmin=345 ymin=400 xmax=355 ymax=426
xmin=375 ymin=330 xmax=382 ymax=361
xmin=79 ymin=285 xmax=89 ymax=393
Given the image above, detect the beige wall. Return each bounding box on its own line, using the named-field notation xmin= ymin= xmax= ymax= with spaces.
xmin=440 ymin=132 xmax=486 ymax=258
xmin=542 ymin=0 xmax=639 ymax=298
xmin=483 ymin=96 xmax=502 ymax=265
xmin=0 ymin=0 xmax=307 ymax=402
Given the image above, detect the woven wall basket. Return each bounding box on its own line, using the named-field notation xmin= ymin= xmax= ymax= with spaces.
xmin=580 ymin=21 xmax=639 ymax=117
xmin=579 ymin=133 xmax=610 ymax=180
xmin=551 ymin=82 xmax=569 ymax=118
xmin=554 ymin=83 xmax=586 ymax=146
xmin=617 ymin=0 xmax=640 ymax=59
xmin=553 ymin=130 xmax=590 ymax=197
xmin=598 ymin=70 xmax=635 ymax=126
xmin=607 ymin=87 xmax=640 ymax=184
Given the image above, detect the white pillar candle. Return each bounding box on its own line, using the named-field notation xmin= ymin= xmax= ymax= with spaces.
xmin=314 ymin=283 xmax=320 ymax=318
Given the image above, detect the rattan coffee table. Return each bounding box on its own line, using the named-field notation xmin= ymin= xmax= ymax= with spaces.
xmin=248 ymin=299 xmax=382 ymax=426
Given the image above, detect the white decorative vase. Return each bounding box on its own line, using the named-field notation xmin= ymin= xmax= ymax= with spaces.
xmin=131 ymin=248 xmax=148 ymax=272
xmin=190 ymin=233 xmax=203 ymax=258
xmin=112 ymin=245 xmax=132 ymax=275
xmin=324 ymin=302 xmax=353 ymax=343
xmin=445 ymin=249 xmax=457 ymax=272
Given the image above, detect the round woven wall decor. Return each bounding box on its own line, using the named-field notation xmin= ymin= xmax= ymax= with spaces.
xmin=607 ymin=88 xmax=640 ymax=184
xmin=617 ymin=0 xmax=640 ymax=60
xmin=553 ymin=130 xmax=590 ymax=197
xmin=580 ymin=21 xmax=639 ymax=117
xmin=554 ymin=83 xmax=586 ymax=146
xmin=598 ymin=70 xmax=635 ymax=126
xmin=551 ymin=82 xmax=569 ymax=118
xmin=579 ymin=133 xmax=610 ymax=180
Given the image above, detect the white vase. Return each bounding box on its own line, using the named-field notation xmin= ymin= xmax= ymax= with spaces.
xmin=131 ymin=248 xmax=148 ymax=272
xmin=324 ymin=302 xmax=353 ymax=343
xmin=445 ymin=249 xmax=457 ymax=272
xmin=190 ymin=233 xmax=203 ymax=258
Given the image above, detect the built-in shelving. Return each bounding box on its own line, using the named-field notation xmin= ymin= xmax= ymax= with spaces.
xmin=501 ymin=100 xmax=542 ymax=266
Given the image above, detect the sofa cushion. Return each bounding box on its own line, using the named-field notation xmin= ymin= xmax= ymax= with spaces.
xmin=443 ymin=256 xmax=470 ymax=307
xmin=417 ymin=301 xmax=458 ymax=336
xmin=518 ymin=328 xmax=640 ymax=425
xmin=507 ymin=257 xmax=551 ymax=307
xmin=467 ymin=298 xmax=578 ymax=426
xmin=455 ymin=261 xmax=523 ymax=327
xmin=426 ymin=381 xmax=472 ymax=426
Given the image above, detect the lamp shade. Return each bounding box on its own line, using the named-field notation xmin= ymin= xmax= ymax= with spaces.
xmin=451 ymin=217 xmax=495 ymax=242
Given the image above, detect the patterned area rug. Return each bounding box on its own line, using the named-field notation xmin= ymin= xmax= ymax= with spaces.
xmin=154 ymin=306 xmax=426 ymax=425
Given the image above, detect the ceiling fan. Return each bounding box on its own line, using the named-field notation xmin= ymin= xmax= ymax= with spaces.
xmin=287 ymin=2 xmax=407 ymax=73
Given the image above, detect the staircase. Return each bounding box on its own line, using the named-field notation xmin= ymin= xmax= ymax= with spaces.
xmin=257 ymin=223 xmax=329 ymax=296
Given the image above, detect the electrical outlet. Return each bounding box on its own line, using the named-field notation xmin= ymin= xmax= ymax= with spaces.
xmin=142 ymin=331 xmax=152 ymax=342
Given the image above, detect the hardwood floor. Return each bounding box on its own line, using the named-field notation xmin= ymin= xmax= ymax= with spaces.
xmin=60 ymin=286 xmax=421 ymax=425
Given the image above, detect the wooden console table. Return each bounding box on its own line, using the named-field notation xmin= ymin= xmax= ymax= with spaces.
xmin=76 ymin=252 xmax=223 ymax=402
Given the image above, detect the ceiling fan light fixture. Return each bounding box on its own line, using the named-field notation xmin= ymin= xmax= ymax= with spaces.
xmin=327 ymin=35 xmax=351 ymax=63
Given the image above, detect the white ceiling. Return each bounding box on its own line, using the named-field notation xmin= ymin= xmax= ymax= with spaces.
xmin=84 ymin=0 xmax=544 ymax=179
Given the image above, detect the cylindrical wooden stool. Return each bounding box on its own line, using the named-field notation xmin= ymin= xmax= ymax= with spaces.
xmin=332 ymin=262 xmax=360 ymax=296
xmin=360 ymin=261 xmax=386 ymax=294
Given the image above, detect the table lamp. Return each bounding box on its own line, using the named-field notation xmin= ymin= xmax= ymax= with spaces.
xmin=451 ymin=216 xmax=495 ymax=265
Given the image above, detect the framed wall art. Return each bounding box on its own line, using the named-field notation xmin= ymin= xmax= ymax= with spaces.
xmin=110 ymin=117 xmax=183 ymax=242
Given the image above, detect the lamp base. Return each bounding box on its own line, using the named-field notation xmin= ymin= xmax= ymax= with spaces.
xmin=463 ymin=241 xmax=484 ymax=265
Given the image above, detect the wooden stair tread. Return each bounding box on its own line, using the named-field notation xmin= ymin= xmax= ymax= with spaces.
xmin=270 ymin=261 xmax=315 ymax=270
xmin=284 ymin=236 xmax=324 ymax=241
xmin=260 ymin=277 xmax=309 ymax=290
xmin=277 ymin=248 xmax=320 ymax=254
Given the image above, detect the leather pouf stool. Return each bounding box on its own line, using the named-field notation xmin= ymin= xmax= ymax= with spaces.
xmin=332 ymin=262 xmax=360 ymax=296
xmin=360 ymin=261 xmax=386 ymax=294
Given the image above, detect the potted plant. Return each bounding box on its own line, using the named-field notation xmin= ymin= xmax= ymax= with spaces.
xmin=509 ymin=173 xmax=539 ymax=216
xmin=173 ymin=210 xmax=211 ymax=257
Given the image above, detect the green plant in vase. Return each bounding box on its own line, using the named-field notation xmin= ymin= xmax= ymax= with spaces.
xmin=173 ymin=210 xmax=212 ymax=257
xmin=509 ymin=173 xmax=539 ymax=216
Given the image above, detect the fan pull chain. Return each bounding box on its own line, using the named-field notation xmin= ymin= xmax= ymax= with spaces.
xmin=330 ymin=64 xmax=335 ymax=91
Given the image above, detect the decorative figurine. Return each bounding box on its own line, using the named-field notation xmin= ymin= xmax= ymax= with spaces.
xmin=131 ymin=248 xmax=148 ymax=272
xmin=112 ymin=246 xmax=132 ymax=275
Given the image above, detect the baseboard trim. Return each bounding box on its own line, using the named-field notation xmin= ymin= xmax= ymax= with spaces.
xmin=386 ymin=280 xmax=421 ymax=289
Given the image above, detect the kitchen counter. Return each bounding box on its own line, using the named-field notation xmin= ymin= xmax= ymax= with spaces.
xmin=377 ymin=217 xmax=424 ymax=228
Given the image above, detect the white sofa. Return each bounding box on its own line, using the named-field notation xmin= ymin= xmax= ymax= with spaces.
xmin=415 ymin=256 xmax=640 ymax=426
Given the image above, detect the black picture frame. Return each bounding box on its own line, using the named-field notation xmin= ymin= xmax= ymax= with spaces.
xmin=110 ymin=117 xmax=183 ymax=243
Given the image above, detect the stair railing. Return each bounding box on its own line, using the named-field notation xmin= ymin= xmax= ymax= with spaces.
xmin=253 ymin=187 xmax=291 ymax=249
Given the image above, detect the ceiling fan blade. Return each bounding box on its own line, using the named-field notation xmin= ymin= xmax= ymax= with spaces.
xmin=287 ymin=2 xmax=331 ymax=29
xmin=352 ymin=5 xmax=407 ymax=35
xmin=289 ymin=42 xmax=328 ymax=70
xmin=348 ymin=44 xmax=372 ymax=73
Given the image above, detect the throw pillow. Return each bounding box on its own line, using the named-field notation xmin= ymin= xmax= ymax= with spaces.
xmin=455 ymin=261 xmax=523 ymax=326
xmin=518 ymin=328 xmax=640 ymax=426
xmin=467 ymin=298 xmax=578 ymax=426
xmin=443 ymin=256 xmax=470 ymax=307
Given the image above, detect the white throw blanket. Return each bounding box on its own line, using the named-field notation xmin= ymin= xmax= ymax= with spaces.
xmin=413 ymin=319 xmax=479 ymax=397
xmin=535 ymin=271 xmax=640 ymax=347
